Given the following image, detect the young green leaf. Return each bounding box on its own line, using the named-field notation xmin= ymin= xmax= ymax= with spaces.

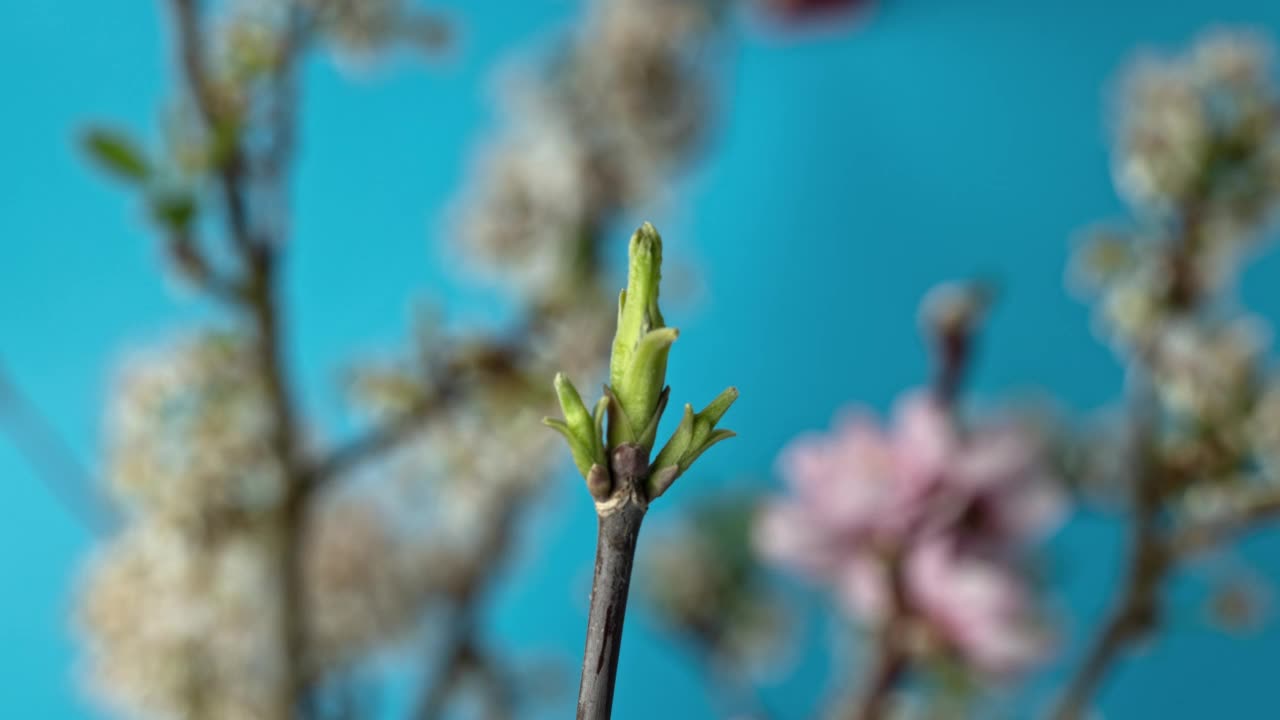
xmin=83 ymin=128 xmax=151 ymax=183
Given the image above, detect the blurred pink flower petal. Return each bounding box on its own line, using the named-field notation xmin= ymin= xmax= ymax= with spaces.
xmin=836 ymin=555 xmax=891 ymax=623
xmin=755 ymin=388 xmax=1062 ymax=677
xmin=906 ymin=539 xmax=1049 ymax=677
xmin=890 ymin=392 xmax=956 ymax=490
xmin=754 ymin=500 xmax=842 ymax=576
xmin=759 ymin=0 xmax=874 ymax=23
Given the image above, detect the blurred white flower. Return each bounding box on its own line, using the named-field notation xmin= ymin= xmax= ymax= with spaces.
xmin=1153 ymin=317 xmax=1266 ymax=422
xmin=106 ymin=333 xmax=284 ymax=526
xmin=79 ymin=522 xmax=282 ymax=720
xmin=452 ymin=0 xmax=718 ymax=296
xmin=1116 ymin=29 xmax=1280 ymax=227
xmin=304 ymin=499 xmax=447 ymax=669
xmin=1115 ymin=56 xmax=1210 ymax=210
xmin=1247 ymin=380 xmax=1280 ymax=475
xmin=453 ymin=96 xmax=592 ymax=295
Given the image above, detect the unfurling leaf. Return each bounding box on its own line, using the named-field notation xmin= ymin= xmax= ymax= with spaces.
xmin=650 ymin=387 xmax=739 ymax=499
xmin=149 ymin=190 xmax=197 ymax=232
xmin=544 ymin=373 xmax=610 ymax=495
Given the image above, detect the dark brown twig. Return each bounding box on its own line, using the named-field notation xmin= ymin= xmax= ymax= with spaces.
xmin=576 ymin=444 xmax=650 ymax=720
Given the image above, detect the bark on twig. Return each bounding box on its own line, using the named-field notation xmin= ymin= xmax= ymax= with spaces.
xmin=577 ymin=444 xmax=650 ymax=720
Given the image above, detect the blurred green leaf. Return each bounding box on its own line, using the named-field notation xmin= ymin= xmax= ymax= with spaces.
xmin=82 ymin=127 xmax=150 ymax=183
xmin=149 ymin=190 xmax=197 ymax=232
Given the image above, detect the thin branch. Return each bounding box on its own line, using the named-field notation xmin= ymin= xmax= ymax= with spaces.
xmin=846 ymin=547 xmax=909 ymax=720
xmin=168 ymin=0 xmax=255 ymax=255
xmin=1050 ymin=537 xmax=1167 ymax=720
xmin=307 ymin=400 xmax=443 ymax=489
xmin=1050 ymin=201 xmax=1214 ymax=719
xmin=848 ymin=637 xmax=906 ymax=720
xmin=577 ymin=445 xmax=650 ymax=720
xmin=169 ymin=0 xmax=219 ymax=121
xmin=306 ymin=340 xmax=526 ymax=489
xmin=413 ymin=486 xmax=525 ymax=720
xmin=840 ymin=301 xmax=979 ymax=720
xmin=1051 ymin=414 xmax=1168 ymax=720
xmin=413 ymin=613 xmax=477 ymax=720
xmin=166 ymin=2 xmax=310 ymax=715
xmin=0 ymin=364 xmax=114 ymax=533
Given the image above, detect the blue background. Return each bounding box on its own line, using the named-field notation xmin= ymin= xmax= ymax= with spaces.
xmin=5 ymin=1 xmax=1280 ymax=717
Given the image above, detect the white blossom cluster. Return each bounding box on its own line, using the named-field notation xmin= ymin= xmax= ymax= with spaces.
xmin=1076 ymin=29 xmax=1280 ymax=506
xmin=81 ymin=523 xmax=284 ymax=720
xmin=1115 ymin=29 xmax=1280 ymax=223
xmin=104 ymin=333 xmax=283 ymax=526
xmin=453 ymin=0 xmax=720 ymax=295
xmin=80 ymin=334 xmax=449 ymax=719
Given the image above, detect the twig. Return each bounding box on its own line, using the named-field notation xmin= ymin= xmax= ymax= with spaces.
xmin=413 ymin=613 xmax=479 ymax=720
xmin=1050 ymin=511 xmax=1166 ymax=719
xmin=848 ymin=637 xmax=906 ymax=720
xmin=1051 ymin=409 xmax=1168 ymax=720
xmin=307 ymin=395 xmax=449 ymax=489
xmin=0 ymin=364 xmax=114 ymax=533
xmin=577 ymin=445 xmax=650 ymax=720
xmin=839 ymin=295 xmax=982 ymax=720
xmin=412 ymin=487 xmax=525 ymax=720
xmin=846 ymin=546 xmax=909 ymax=720
xmin=168 ymin=0 xmax=255 ymax=256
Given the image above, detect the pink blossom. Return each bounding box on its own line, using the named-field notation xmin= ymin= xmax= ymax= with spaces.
xmin=754 ymin=390 xmax=1061 ymax=676
xmin=905 ymin=539 xmax=1048 ymax=676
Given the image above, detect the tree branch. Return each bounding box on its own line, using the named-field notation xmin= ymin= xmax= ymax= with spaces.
xmin=412 ymin=484 xmax=526 ymax=720
xmin=165 ymin=3 xmax=311 ymax=716
xmin=307 ymin=398 xmax=445 ymax=489
xmin=1051 ymin=420 xmax=1168 ymax=720
xmin=167 ymin=0 xmax=255 ymax=256
xmin=0 ymin=363 xmax=114 ymax=533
